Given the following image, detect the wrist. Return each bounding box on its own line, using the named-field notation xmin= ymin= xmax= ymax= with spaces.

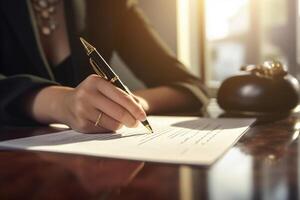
xmin=50 ymin=86 xmax=74 ymax=124
xmin=28 ymin=86 xmax=74 ymax=124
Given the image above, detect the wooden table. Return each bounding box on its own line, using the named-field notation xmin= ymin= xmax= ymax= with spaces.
xmin=0 ymin=111 xmax=299 ymax=200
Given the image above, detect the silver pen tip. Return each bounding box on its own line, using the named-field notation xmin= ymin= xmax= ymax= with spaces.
xmin=145 ymin=125 xmax=154 ymax=134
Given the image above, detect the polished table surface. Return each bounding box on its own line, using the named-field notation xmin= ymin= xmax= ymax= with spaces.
xmin=0 ymin=111 xmax=300 ymax=200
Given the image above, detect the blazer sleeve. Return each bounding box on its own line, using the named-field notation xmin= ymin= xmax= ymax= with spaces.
xmin=0 ymin=74 xmax=58 ymax=126
xmin=114 ymin=0 xmax=210 ymax=107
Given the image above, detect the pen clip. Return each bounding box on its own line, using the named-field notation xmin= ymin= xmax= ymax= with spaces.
xmin=89 ymin=58 xmax=108 ymax=80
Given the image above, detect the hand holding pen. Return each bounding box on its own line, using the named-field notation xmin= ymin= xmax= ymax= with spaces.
xmin=80 ymin=37 xmax=153 ymax=133
xmin=26 ymin=38 xmax=153 ymax=134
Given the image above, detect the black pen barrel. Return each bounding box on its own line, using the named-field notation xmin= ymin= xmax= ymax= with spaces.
xmin=90 ymin=51 xmax=117 ymax=80
xmin=113 ymin=79 xmax=131 ymax=94
xmin=80 ymin=37 xmax=153 ymax=133
xmin=90 ymin=51 xmax=131 ymax=94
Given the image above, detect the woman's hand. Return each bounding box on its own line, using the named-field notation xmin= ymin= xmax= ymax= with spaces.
xmin=27 ymin=75 xmax=147 ymax=133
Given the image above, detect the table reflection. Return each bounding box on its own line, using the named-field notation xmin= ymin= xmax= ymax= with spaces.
xmin=177 ymin=115 xmax=300 ymax=200
xmin=1 ymin=111 xmax=300 ymax=199
xmin=0 ymin=151 xmax=144 ymax=199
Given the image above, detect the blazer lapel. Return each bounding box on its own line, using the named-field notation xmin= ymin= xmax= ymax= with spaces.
xmin=64 ymin=0 xmax=115 ymax=86
xmin=0 ymin=0 xmax=54 ymax=80
xmin=64 ymin=0 xmax=93 ymax=86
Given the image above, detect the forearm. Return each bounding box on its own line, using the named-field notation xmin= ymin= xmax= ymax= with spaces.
xmin=22 ymin=75 xmax=147 ymax=133
xmin=133 ymin=86 xmax=202 ymax=114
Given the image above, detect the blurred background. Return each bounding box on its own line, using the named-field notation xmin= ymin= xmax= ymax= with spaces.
xmin=111 ymin=0 xmax=300 ymax=92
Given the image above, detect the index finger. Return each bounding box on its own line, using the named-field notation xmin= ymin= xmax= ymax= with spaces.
xmin=96 ymin=78 xmax=147 ymax=121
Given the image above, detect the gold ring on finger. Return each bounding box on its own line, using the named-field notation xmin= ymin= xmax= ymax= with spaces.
xmin=95 ymin=112 xmax=103 ymax=127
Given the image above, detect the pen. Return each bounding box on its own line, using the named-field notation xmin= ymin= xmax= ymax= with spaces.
xmin=79 ymin=37 xmax=153 ymax=133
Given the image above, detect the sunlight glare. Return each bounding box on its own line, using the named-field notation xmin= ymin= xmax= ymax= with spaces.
xmin=206 ymin=0 xmax=249 ymax=40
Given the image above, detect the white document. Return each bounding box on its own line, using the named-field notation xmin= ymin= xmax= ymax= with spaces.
xmin=0 ymin=116 xmax=255 ymax=165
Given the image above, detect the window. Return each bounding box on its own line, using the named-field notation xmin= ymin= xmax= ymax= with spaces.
xmin=203 ymin=0 xmax=296 ymax=88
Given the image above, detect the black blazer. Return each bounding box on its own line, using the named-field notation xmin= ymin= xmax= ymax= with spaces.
xmin=0 ymin=0 xmax=209 ymax=126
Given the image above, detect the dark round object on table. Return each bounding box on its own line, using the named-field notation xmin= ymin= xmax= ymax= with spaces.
xmin=217 ymin=74 xmax=300 ymax=115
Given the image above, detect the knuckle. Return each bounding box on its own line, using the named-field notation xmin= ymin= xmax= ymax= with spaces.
xmin=95 ymin=77 xmax=108 ymax=91
xmin=111 ymin=122 xmax=123 ymax=131
xmin=98 ymin=77 xmax=109 ymax=89
xmin=84 ymin=75 xmax=100 ymax=89
xmin=87 ymin=74 xmax=99 ymax=82
xmin=117 ymin=108 xmax=128 ymax=121
xmin=133 ymin=106 xmax=143 ymax=118
xmin=75 ymin=89 xmax=87 ymax=101
xmin=74 ymin=104 xmax=85 ymax=117
xmin=121 ymin=94 xmax=134 ymax=106
xmin=76 ymin=120 xmax=90 ymax=132
xmin=125 ymin=94 xmax=134 ymax=103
